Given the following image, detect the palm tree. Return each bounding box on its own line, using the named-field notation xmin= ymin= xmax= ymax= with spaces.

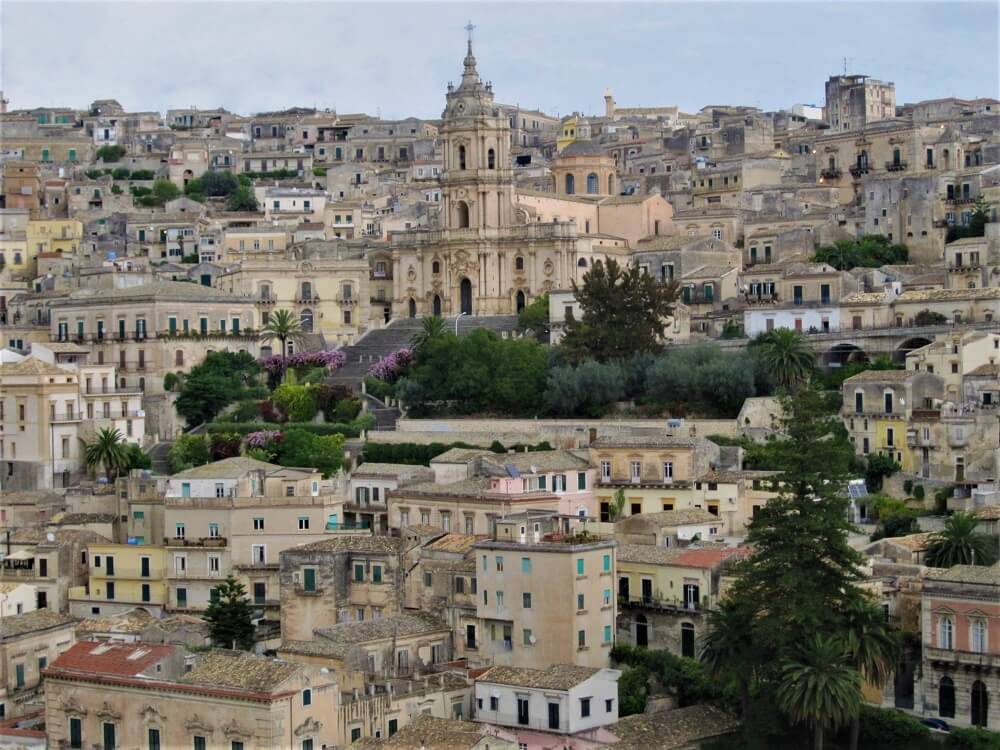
xmin=701 ymin=598 xmax=758 ymax=718
xmin=775 ymin=634 xmax=861 ymax=750
xmin=84 ymin=427 xmax=129 ymax=481
xmin=259 ymin=309 xmax=303 ymax=375
xmin=753 ymin=329 xmax=816 ymax=389
xmin=925 ymin=512 xmax=996 ymax=567
xmin=411 ymin=315 xmax=448 ymax=353
xmin=843 ymin=600 xmax=901 ymax=750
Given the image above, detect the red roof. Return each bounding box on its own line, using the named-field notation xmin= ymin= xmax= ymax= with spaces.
xmin=672 ymin=547 xmax=747 ymax=569
xmin=48 ymin=641 xmax=174 ymax=677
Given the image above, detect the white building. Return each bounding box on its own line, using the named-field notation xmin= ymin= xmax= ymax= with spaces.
xmin=743 ymin=305 xmax=842 ymax=337
xmin=0 ymin=582 xmax=37 ymax=617
xmin=475 ymin=664 xmax=620 ymax=744
xmin=261 ymin=187 xmax=328 ymax=224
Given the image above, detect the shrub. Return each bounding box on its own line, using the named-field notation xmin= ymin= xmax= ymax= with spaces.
xmin=169 ymin=434 xmax=210 ymax=472
xmin=854 ymin=705 xmax=930 ymax=749
xmin=111 ymin=184 xmax=122 ymax=194
xmin=903 ymin=479 xmax=914 ymax=495
xmin=163 ymin=372 xmax=181 ymax=392
xmin=206 ymin=420 xmax=365 ymax=438
xmin=945 ymin=727 xmax=1000 ymax=750
xmin=935 ymin=486 xmax=954 ymax=514
xmin=313 ymin=167 xmax=327 ymax=176
xmin=365 ymin=376 xmax=395 ymax=401
xmin=913 ymin=484 xmax=925 ymax=500
xmin=129 ymin=169 xmax=155 ymax=180
xmin=84 ymin=168 xmax=103 ymax=179
xmin=210 ymin=433 xmax=242 ymax=460
xmin=111 ymin=167 xmax=130 ymax=180
xmin=368 ymin=348 xmax=414 ymax=382
xmin=271 ymin=384 xmax=319 ymax=423
xmin=331 ymin=398 xmax=362 ymax=422
xmin=914 ymin=310 xmax=948 ymax=326
xmin=361 ymin=441 xmax=478 ymax=466
xmin=95 ymin=144 xmax=126 ymax=162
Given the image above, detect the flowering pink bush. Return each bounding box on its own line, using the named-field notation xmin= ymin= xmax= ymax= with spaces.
xmin=259 ymin=350 xmax=346 ymax=376
xmin=368 ymin=348 xmax=413 ymax=382
xmin=245 ymin=430 xmax=283 ymax=449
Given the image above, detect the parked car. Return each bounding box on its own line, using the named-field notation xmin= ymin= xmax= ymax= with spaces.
xmin=921 ymin=718 xmax=950 ymax=733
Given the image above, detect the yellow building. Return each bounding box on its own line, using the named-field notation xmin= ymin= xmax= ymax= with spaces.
xmin=0 ymin=235 xmax=29 ymax=275
xmin=556 ymin=115 xmax=590 ymax=153
xmin=68 ymin=543 xmax=168 ymax=618
xmin=25 ymin=219 xmax=83 ymax=257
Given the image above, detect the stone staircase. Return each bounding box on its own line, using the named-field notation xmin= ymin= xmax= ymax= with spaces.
xmin=328 ymin=315 xmax=520 ymax=390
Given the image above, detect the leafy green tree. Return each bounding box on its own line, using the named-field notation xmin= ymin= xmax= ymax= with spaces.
xmin=198 ymin=171 xmax=239 ymax=196
xmin=123 ymin=443 xmax=152 ymax=472
xmin=914 ymin=310 xmax=948 ymax=326
xmin=775 ymin=635 xmax=861 ymax=750
xmin=151 ymin=179 xmax=181 ymax=205
xmin=411 ymin=315 xmax=448 ymax=353
xmin=560 ymin=259 xmax=679 ymax=363
xmin=517 ymin=292 xmax=550 ymax=340
xmin=111 ymin=167 xmax=130 ymax=180
xmin=854 ymin=705 xmax=931 ymax=750
xmin=751 ymin=329 xmax=816 ymax=390
xmin=544 ymin=360 xmax=625 ymax=417
xmin=843 ymin=600 xmax=901 ymax=750
xmin=130 ymin=169 xmax=155 ymax=180
xmin=865 ymin=453 xmax=900 ymax=491
xmin=945 ymin=727 xmax=1000 ymax=750
xmin=259 ymin=309 xmax=303 ymax=374
xmin=95 ymin=144 xmax=126 ymax=162
xmin=271 ymin=384 xmax=318 ymax=422
xmin=969 ymin=195 xmax=993 ymax=237
xmin=168 ymin=434 xmax=211 ymax=472
xmin=226 ymin=184 xmax=258 ymax=212
xmin=646 ymin=343 xmax=758 ymax=417
xmin=272 ymin=429 xmax=344 ymax=477
xmin=608 ymin=488 xmax=626 ymax=522
xmin=204 ymin=575 xmax=255 ymax=650
xmin=925 ymin=512 xmax=996 ymax=567
xmin=617 ymin=666 xmax=650 ymax=717
xmin=175 ymin=351 xmax=261 ymax=426
xmin=84 ymin=427 xmax=129 ymax=480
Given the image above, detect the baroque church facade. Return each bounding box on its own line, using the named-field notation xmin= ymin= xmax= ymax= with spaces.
xmin=388 ymin=39 xmax=601 ymax=318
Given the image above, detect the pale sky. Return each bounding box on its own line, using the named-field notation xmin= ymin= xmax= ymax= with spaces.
xmin=1 ymin=1 xmax=997 ymax=119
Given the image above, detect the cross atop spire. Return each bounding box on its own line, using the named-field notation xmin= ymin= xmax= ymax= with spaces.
xmin=465 ymin=20 xmax=475 ymax=47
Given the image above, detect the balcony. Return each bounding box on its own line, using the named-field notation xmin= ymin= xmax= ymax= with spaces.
xmin=946 ymin=196 xmax=976 ymax=205
xmin=925 ymin=647 xmax=1000 ymax=672
xmin=370 ymin=271 xmax=392 ymax=280
xmin=326 ymin=521 xmax=372 ymax=531
xmin=256 ymin=296 xmax=277 ymax=305
xmin=885 ymin=161 xmax=908 ymax=172
xmin=164 ymin=536 xmax=227 ymax=548
xmin=849 ymin=165 xmax=870 ymax=179
xmin=83 ymin=386 xmax=144 ymax=396
xmin=50 ymin=412 xmax=83 ymax=423
xmin=820 ymin=168 xmax=843 ymax=180
xmin=294 ymin=296 xmax=320 ymax=305
xmin=337 ymin=296 xmax=358 ymax=306
xmin=619 ymin=595 xmax=704 ymax=613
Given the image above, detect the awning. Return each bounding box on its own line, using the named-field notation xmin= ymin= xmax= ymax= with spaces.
xmin=1 ymin=550 xmax=34 ymax=561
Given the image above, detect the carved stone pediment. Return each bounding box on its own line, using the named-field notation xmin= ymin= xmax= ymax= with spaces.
xmin=140 ymin=704 xmax=165 ymax=723
xmin=295 ymin=716 xmax=323 ymax=738
xmin=60 ymin=696 xmax=87 ymax=717
xmin=223 ymin=719 xmax=251 ymax=739
xmin=96 ymin=702 xmax=122 ymax=722
xmin=185 ymin=715 xmax=214 ymax=735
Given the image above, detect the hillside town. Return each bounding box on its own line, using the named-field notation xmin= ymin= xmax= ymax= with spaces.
xmin=1 ymin=17 xmax=999 ymax=750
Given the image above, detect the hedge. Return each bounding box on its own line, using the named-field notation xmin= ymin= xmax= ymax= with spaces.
xmin=361 ymin=441 xmax=479 ymax=466
xmin=206 ymin=420 xmax=364 ymax=438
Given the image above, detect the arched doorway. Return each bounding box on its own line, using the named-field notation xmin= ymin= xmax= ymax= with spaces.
xmin=460 ymin=278 xmax=473 ymax=316
xmin=300 ymin=309 xmax=313 ymax=333
xmin=971 ymin=680 xmax=988 ymax=727
xmin=825 ymin=343 xmax=869 ymax=368
xmin=516 ymin=290 xmax=526 ymax=313
xmin=939 ymin=676 xmax=955 ymax=718
xmin=408 ymin=298 xmax=417 ymax=318
xmin=456 ymin=201 xmax=470 ymax=229
xmin=895 ymin=336 xmax=934 ymax=364
xmin=635 ymin=613 xmax=648 ymax=647
xmin=681 ymin=622 xmax=696 ymax=658
xmin=432 ymin=295 xmax=442 ymax=317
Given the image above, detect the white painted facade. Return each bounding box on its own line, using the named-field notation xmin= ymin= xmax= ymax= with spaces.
xmin=743 ymin=306 xmax=841 ymax=337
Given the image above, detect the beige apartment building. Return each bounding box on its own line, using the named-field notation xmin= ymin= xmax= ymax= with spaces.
xmin=0 ymin=528 xmax=106 ymax=613
xmin=215 ymin=249 xmax=372 ymax=344
xmin=46 ymin=280 xmax=259 ymax=436
xmin=906 ymin=331 xmax=1000 ymax=401
xmin=0 ymin=609 xmax=76 ymax=721
xmin=473 ymin=532 xmax=617 ymax=670
xmin=44 ymin=643 xmax=341 ymax=750
xmin=222 ymin=226 xmax=290 ymax=260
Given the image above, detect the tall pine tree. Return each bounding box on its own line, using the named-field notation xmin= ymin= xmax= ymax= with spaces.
xmin=204 ymin=575 xmax=255 ymax=651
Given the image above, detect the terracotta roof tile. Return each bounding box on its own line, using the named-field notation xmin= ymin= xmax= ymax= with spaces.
xmin=48 ymin=641 xmax=174 ymax=677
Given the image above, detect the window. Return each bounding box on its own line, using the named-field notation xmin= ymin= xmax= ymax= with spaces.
xmin=523 ymin=592 xmax=532 ymax=608
xmin=939 ymin=615 xmax=954 ymax=649
xmin=354 ymin=563 xmax=365 ymax=582
xmin=298 ymin=517 xmax=310 ymax=530
xmin=253 ymin=517 xmax=264 ymax=531
xmin=577 ymin=472 xmax=587 ymax=490
xmin=630 ymin=460 xmax=641 ymax=482
xmin=424 ymin=571 xmax=433 ymax=587
xmin=604 ymin=624 xmax=613 ymax=643
xmin=578 ymin=629 xmax=586 ymax=648
xmin=388 ymin=719 xmax=398 ymax=736
xmin=302 ymin=568 xmax=316 ymax=592
xmin=148 ymin=728 xmax=161 ymax=750
xmin=523 ymin=628 xmax=534 ymax=646
xmin=69 ymin=717 xmax=83 ymax=749
xmin=15 ymin=663 xmax=25 ymax=688
xmin=490 ymin=696 xmax=499 ymax=711
xmin=302 ymin=688 xmax=312 ymax=706
xmin=577 ymin=558 xmax=585 ymax=576
xmin=175 ymin=523 xmax=186 ymax=539
xmin=102 ymin=722 xmax=115 ymax=750
xmin=663 ymin=462 xmax=673 ymax=481
xmin=577 ymin=593 xmax=585 ymax=610
xmin=971 ymin=618 xmax=987 ymax=653
xmin=548 ymin=702 xmax=560 ymax=730
xmin=603 ymin=553 xmax=611 ymax=572
xmin=521 ymin=557 xmax=532 ymax=573
xmin=600 ymin=460 xmax=611 ymax=481
xmin=581 ymin=697 xmax=591 ymax=717
xmin=496 ymin=556 xmax=504 ymax=572
xmin=194 ymin=737 xmax=206 ymax=750
xmin=351 ymin=728 xmax=362 ymax=742
xmin=603 ymin=588 xmax=612 ymax=606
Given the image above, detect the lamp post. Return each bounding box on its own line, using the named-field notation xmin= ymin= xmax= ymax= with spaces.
xmin=455 ymin=312 xmax=468 ymax=336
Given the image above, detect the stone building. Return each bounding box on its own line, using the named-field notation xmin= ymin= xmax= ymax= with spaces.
xmin=918 ymin=564 xmax=999 ymax=730
xmin=0 ymin=609 xmax=76 ymax=721
xmin=550 ymin=140 xmax=617 ymax=197
xmin=824 ymin=74 xmax=896 ymax=131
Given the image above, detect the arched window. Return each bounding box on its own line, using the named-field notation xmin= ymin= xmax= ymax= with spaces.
xmin=456 ymin=201 xmax=469 ymax=229
xmin=939 ymin=677 xmax=955 ymax=718
xmin=174 ymin=350 xmax=184 ymax=367
xmin=971 ymin=618 xmax=987 ymax=653
xmin=300 ymin=308 xmax=313 ymax=332
xmin=577 ymin=258 xmax=588 ymax=267
xmin=301 ymin=281 xmax=312 ymax=301
xmin=432 ymin=295 xmax=442 ymax=317
xmin=565 ymin=174 xmax=575 ymax=195
xmin=586 ymin=173 xmax=598 ymax=194
xmin=458 ymin=145 xmax=466 ymax=170
xmin=938 ymin=615 xmax=954 ymax=649
xmin=487 ymin=148 xmax=495 ymax=169
xmin=432 ymin=260 xmax=441 ymax=274
xmin=516 ymin=290 xmax=526 ymax=313
xmin=514 ymin=256 xmax=524 ymax=271
xmin=971 ymin=680 xmax=988 ymax=727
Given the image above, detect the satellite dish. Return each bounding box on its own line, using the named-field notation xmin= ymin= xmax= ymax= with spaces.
xmin=46 ymin=532 xmax=55 ymax=542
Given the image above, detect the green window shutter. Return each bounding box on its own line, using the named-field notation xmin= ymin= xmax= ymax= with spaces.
xmin=303 ymin=568 xmax=316 ymax=592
